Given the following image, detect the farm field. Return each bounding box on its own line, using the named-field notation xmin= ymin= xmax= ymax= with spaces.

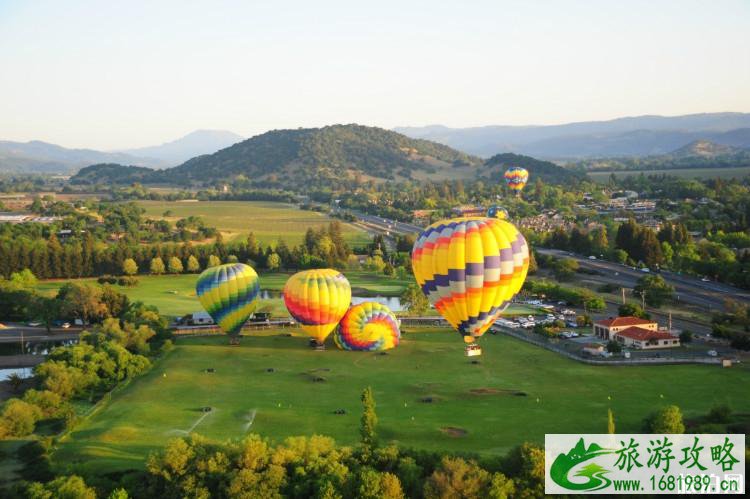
xmin=588 ymin=166 xmax=750 ymax=182
xmin=135 ymin=200 xmax=370 ymax=246
xmin=52 ymin=330 xmax=750 ymax=476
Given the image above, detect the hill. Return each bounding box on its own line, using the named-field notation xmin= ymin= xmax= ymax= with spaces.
xmin=72 ymin=124 xmax=484 ymax=188
xmin=483 ymin=153 xmax=585 ymax=184
xmin=122 ymin=129 xmax=244 ymax=166
xmin=669 ymin=139 xmax=745 ymax=158
xmin=395 ymin=112 xmax=750 ymax=158
xmin=0 ymin=140 xmax=162 ymax=174
xmin=72 ymin=163 xmax=157 ymax=184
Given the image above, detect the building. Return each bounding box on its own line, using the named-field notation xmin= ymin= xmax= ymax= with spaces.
xmin=593 ymin=316 xmax=658 ymax=340
xmin=451 ymin=205 xmax=485 ymax=217
xmin=614 ymin=327 xmax=680 ymax=349
xmin=180 ymin=311 xmax=214 ymax=326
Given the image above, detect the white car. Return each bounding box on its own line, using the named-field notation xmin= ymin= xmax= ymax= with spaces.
xmin=701 ymin=277 xmax=710 ymax=282
xmin=707 ymin=350 xmax=718 ymax=357
xmin=588 ymin=255 xmax=597 ymax=260
xmin=640 ymin=268 xmax=650 ymax=273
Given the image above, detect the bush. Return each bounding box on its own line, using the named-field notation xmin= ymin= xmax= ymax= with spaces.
xmin=118 ymin=276 xmax=140 ymax=287
xmin=707 ymin=404 xmax=732 ymax=424
xmin=97 ymin=275 xmax=118 ymax=285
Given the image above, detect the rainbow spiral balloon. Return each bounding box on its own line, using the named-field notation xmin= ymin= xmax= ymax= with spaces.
xmin=196 ymin=263 xmax=260 ymax=338
xmin=334 ymin=302 xmax=400 ymax=351
xmin=503 ymin=167 xmax=529 ymax=193
xmin=411 ymin=217 xmax=529 ymax=343
xmin=283 ymin=269 xmax=351 ymax=344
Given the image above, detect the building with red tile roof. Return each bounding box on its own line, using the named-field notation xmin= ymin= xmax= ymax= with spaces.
xmin=593 ymin=316 xmax=657 ymax=340
xmin=614 ymin=326 xmax=680 ymax=349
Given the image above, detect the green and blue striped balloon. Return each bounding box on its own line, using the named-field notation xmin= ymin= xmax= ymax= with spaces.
xmin=196 ymin=263 xmax=260 ymax=336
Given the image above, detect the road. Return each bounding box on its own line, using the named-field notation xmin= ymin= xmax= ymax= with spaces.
xmin=536 ymin=248 xmax=750 ymax=311
xmin=0 ymin=324 xmax=82 ymax=344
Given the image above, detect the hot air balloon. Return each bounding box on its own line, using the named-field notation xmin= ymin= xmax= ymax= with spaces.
xmin=283 ymin=269 xmax=351 ymax=348
xmin=334 ymin=301 xmax=400 ymax=351
xmin=503 ymin=167 xmax=529 ymax=194
xmin=195 ymin=263 xmax=260 ymax=344
xmin=411 ymin=217 xmax=529 ymax=356
xmin=486 ymin=204 xmax=508 ymax=220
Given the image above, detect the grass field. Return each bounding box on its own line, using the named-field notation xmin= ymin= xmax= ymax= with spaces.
xmin=51 ymin=330 xmax=750 ymax=475
xmin=135 ymin=200 xmax=370 ymax=246
xmin=588 ymin=166 xmax=750 ymax=182
xmin=35 ymin=273 xmax=542 ymax=318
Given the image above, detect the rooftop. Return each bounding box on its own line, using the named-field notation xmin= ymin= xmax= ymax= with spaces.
xmin=615 ymin=326 xmax=676 ymax=341
xmin=595 ymin=316 xmax=656 ymax=328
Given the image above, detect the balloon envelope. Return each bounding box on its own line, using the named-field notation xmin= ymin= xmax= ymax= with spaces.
xmin=283 ymin=269 xmax=351 ymax=343
xmin=486 ymin=204 xmax=508 ymax=220
xmin=196 ymin=263 xmax=260 ymax=336
xmin=334 ymin=302 xmax=400 ymax=351
xmin=411 ymin=217 xmax=529 ymax=342
xmin=504 ymin=167 xmax=529 ymax=192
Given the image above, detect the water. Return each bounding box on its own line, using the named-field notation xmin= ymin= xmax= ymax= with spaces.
xmin=0 ymin=367 xmax=33 ymax=381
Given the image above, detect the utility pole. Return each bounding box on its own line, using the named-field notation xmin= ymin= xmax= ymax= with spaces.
xmin=621 ymin=287 xmax=626 ymax=305
xmin=641 ymin=290 xmax=646 ymax=310
xmin=20 ymin=329 xmax=25 ymax=355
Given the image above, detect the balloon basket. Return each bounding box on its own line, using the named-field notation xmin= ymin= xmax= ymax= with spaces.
xmin=229 ymin=337 xmax=240 ymax=346
xmin=309 ymin=339 xmax=326 ymax=351
xmin=465 ymin=344 xmax=482 ymax=357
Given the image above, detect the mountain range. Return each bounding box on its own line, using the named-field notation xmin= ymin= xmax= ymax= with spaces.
xmin=395 ymin=112 xmax=750 ymax=158
xmin=0 ymin=130 xmax=243 ymax=174
xmin=71 ymin=124 xmax=582 ymax=188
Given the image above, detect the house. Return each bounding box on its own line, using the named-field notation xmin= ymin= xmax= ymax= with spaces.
xmin=614 ymin=327 xmax=680 ymax=349
xmin=181 ymin=311 xmax=214 ymax=326
xmin=451 ymin=205 xmax=485 ymax=217
xmin=593 ymin=316 xmax=658 ymax=340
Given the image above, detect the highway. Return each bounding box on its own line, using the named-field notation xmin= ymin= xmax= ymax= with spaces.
xmin=536 ymin=248 xmax=750 ymax=311
xmin=0 ymin=324 xmax=82 ymax=344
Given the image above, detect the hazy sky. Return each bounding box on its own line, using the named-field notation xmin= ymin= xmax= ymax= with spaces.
xmin=1 ymin=0 xmax=749 ymax=150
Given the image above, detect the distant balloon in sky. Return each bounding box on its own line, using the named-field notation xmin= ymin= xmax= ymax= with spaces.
xmin=411 ymin=217 xmax=529 ymax=350
xmin=334 ymin=301 xmax=400 ymax=351
xmin=486 ymin=204 xmax=508 ymax=220
xmin=283 ymin=268 xmax=351 ymax=346
xmin=504 ymin=167 xmax=529 ymax=194
xmin=196 ymin=263 xmax=260 ymax=341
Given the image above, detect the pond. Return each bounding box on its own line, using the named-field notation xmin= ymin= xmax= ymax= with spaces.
xmin=0 ymin=367 xmax=33 ymax=381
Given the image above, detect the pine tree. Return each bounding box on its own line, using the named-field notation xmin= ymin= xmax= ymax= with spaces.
xmin=360 ymin=387 xmax=378 ymax=462
xmin=186 ymin=255 xmax=200 ymax=273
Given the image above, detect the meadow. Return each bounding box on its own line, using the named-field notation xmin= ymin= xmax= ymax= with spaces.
xmin=135 ymin=200 xmax=370 ymax=246
xmin=588 ymin=166 xmax=750 ymax=182
xmin=51 ymin=330 xmax=750 ymax=475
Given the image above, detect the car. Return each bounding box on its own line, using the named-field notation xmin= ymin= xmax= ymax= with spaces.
xmin=640 ymin=267 xmax=650 ymax=273
xmin=61 ymin=322 xmax=71 ymax=329
xmin=701 ymin=277 xmax=710 ymax=282
xmin=566 ymin=321 xmax=578 ymax=328
xmin=707 ymin=350 xmax=718 ymax=357
xmin=588 ymin=255 xmax=597 ymax=260
xmin=26 ymin=321 xmax=42 ymax=327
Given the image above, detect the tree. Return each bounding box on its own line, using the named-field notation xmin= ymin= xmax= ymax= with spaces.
xmin=26 ymin=474 xmax=96 ymax=499
xmin=607 ymin=408 xmax=616 ymax=434
xmin=150 ymin=257 xmax=165 ymax=275
xmin=552 ymin=258 xmax=578 ymax=281
xmin=57 ymin=282 xmax=108 ymax=324
xmin=267 ymin=253 xmax=281 ymax=271
xmin=679 ymin=330 xmax=693 ymax=343
xmin=186 ymin=255 xmax=201 ymax=273
xmin=360 ymin=387 xmax=378 ymax=462
xmin=7 ymin=373 xmax=24 ymax=394
xmin=618 ymin=302 xmax=649 ymax=319
xmin=32 ymin=294 xmax=62 ymax=333
xmin=634 ymin=274 xmax=675 ymax=307
xmin=424 ymin=456 xmax=492 ymax=499
xmin=401 ymin=283 xmax=429 ymax=315
xmin=488 ymin=473 xmax=516 ymax=499
xmin=208 ymin=254 xmax=221 ymax=267
xmin=606 ymin=340 xmax=622 ymax=354
xmin=0 ymin=399 xmax=42 ymax=438
xmin=122 ymin=258 xmax=138 ymax=276
xmin=168 ymin=257 xmax=183 ymax=274
xmin=647 ymin=405 xmax=685 ymax=434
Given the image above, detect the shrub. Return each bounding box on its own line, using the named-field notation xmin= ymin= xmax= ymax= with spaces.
xmin=118 ymin=276 xmax=140 ymax=287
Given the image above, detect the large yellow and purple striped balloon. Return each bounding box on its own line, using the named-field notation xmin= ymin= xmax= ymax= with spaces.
xmin=334 ymin=302 xmax=400 ymax=351
xmin=283 ymin=269 xmax=351 ymax=344
xmin=411 ymin=217 xmax=529 ymax=343
xmin=503 ymin=167 xmax=529 ymax=193
xmin=196 ymin=263 xmax=260 ymax=337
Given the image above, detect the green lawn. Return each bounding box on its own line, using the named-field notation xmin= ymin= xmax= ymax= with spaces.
xmin=135 ymin=200 xmax=370 ymax=246
xmin=588 ymin=166 xmax=750 ymax=182
xmin=35 ymin=272 xmax=414 ymax=318
xmin=51 ymin=330 xmax=750 ymax=476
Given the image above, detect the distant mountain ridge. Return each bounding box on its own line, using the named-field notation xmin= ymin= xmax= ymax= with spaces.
xmin=0 ymin=129 xmax=243 ymax=174
xmin=122 ymin=129 xmax=244 ymax=166
xmin=73 ymin=124 xmax=492 ymax=188
xmin=395 ymin=112 xmax=750 ymax=158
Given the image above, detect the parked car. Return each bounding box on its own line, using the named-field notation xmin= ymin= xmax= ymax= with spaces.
xmin=26 ymin=321 xmax=42 ymax=327
xmin=588 ymin=255 xmax=597 ymax=260
xmin=566 ymin=321 xmax=578 ymax=328
xmin=640 ymin=267 xmax=650 ymax=273
xmin=61 ymin=322 xmax=71 ymax=329
xmin=707 ymin=350 xmax=718 ymax=357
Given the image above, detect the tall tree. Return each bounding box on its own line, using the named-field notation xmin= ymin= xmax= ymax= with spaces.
xmin=360 ymin=387 xmax=378 ymax=462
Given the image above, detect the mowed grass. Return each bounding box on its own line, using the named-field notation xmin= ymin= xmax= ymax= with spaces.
xmin=35 ymin=272 xmax=413 ymax=318
xmin=52 ymin=330 xmax=750 ymax=475
xmin=588 ymin=166 xmax=750 ymax=182
xmin=136 ymin=200 xmax=370 ymax=246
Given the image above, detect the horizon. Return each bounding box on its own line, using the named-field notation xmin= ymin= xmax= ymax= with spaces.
xmin=1 ymin=0 xmax=749 ymax=150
